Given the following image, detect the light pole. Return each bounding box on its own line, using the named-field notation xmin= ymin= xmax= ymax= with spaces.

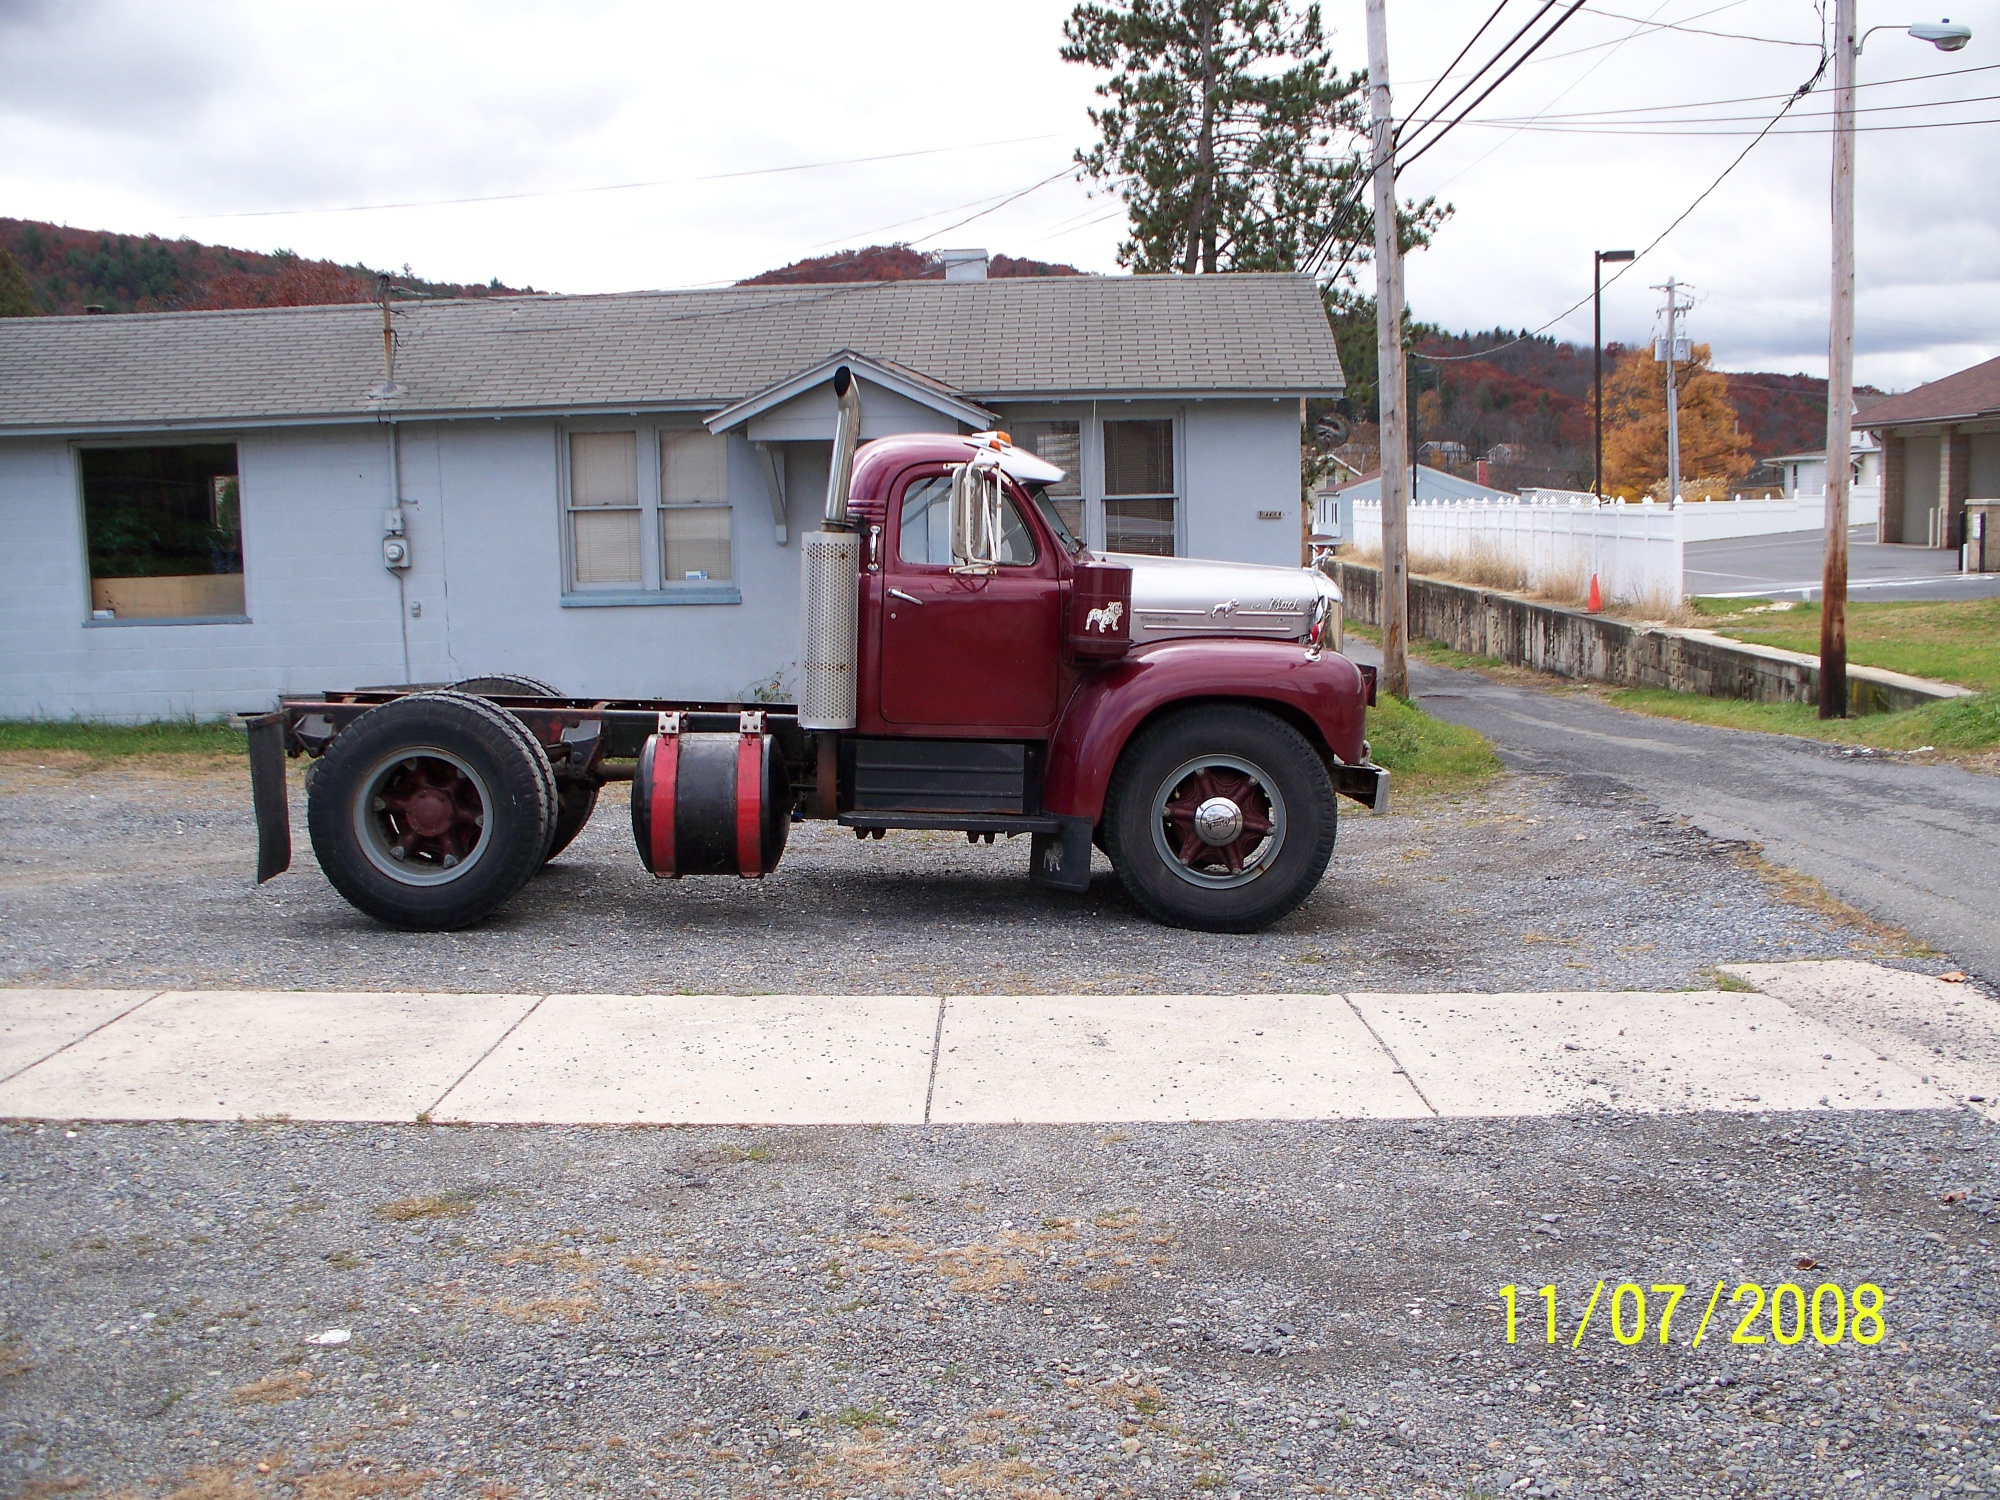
xmin=1366 ymin=0 xmax=1410 ymax=700
xmin=1820 ymin=9 xmax=1971 ymax=719
xmin=1594 ymin=248 xmax=1634 ymax=501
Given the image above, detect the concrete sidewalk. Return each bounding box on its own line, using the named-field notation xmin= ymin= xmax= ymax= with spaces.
xmin=2 ymin=961 xmax=1988 ymax=1125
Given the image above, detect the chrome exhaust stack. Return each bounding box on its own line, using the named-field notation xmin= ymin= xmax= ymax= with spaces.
xmin=822 ymin=364 xmax=862 ymax=529
xmin=799 ymin=365 xmax=863 ymax=731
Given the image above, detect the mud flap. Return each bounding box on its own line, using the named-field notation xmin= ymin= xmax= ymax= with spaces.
xmin=1028 ymin=815 xmax=1095 ymax=894
xmin=247 ymin=711 xmax=292 ymax=882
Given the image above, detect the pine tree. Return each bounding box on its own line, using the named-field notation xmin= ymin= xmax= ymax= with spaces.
xmin=0 ymin=246 xmax=33 ymax=317
xmin=1064 ymin=0 xmax=1410 ymax=274
xmin=1602 ymin=343 xmax=1753 ymax=499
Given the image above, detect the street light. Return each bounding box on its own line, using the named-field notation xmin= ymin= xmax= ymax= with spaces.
xmin=1594 ymin=249 xmax=1635 ymax=501
xmin=1820 ymin=10 xmax=1973 ymax=719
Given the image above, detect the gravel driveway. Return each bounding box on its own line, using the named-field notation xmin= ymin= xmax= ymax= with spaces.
xmin=5 ymin=751 xmax=1992 ymax=1500
xmin=3 ymin=1111 xmax=1995 ymax=1500
xmin=0 ymin=753 xmax=1930 ymax=996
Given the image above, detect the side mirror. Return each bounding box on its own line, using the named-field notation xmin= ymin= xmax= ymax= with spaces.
xmin=949 ymin=459 xmax=1008 ymax=573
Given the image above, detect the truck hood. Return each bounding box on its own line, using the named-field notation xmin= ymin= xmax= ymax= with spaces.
xmin=1105 ymin=552 xmax=1342 ymax=645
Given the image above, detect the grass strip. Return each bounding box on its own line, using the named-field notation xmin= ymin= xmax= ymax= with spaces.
xmin=1602 ymin=687 xmax=2000 ymax=752
xmin=1364 ymin=691 xmax=1503 ymax=798
xmin=1690 ymin=596 xmax=2000 ymax=693
xmin=0 ymin=718 xmax=245 ymax=759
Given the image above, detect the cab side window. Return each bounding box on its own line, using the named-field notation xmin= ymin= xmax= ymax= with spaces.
xmin=897 ymin=474 xmax=1038 ymax=567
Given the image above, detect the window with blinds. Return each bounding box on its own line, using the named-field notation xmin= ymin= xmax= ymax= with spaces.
xmin=567 ymin=431 xmax=642 ymax=587
xmin=661 ymin=431 xmax=732 ymax=582
xmin=1102 ymin=418 xmax=1177 ymax=556
xmin=1011 ymin=420 xmax=1083 ymax=538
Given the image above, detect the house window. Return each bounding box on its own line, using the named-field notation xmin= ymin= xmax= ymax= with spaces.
xmin=1012 ymin=420 xmax=1083 ymax=538
xmin=80 ymin=443 xmax=246 ymax=620
xmin=1103 ymin=418 xmax=1177 ymax=556
xmin=567 ymin=431 xmax=642 ymax=587
xmin=661 ymin=430 xmax=732 ymax=583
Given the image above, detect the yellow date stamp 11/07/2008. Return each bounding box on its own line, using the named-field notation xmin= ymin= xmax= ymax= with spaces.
xmin=1499 ymin=1281 xmax=1887 ymax=1350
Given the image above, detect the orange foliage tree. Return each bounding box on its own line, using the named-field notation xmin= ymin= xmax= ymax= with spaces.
xmin=1602 ymin=342 xmax=1752 ymax=499
xmin=193 ymin=258 xmax=373 ymax=309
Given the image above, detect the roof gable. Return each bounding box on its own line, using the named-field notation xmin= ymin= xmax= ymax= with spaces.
xmin=1857 ymin=352 xmax=2000 ymax=429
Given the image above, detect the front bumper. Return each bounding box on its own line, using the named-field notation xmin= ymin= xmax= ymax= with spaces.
xmin=1333 ymin=760 xmax=1390 ymax=815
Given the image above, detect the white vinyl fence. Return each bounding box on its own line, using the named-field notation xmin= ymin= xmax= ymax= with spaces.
xmin=1322 ymin=485 xmax=1881 ymax=607
xmin=1344 ymin=493 xmax=1684 ymax=604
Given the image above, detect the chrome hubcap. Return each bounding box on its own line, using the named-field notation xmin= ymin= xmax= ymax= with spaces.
xmin=1192 ymin=796 xmax=1245 ymax=846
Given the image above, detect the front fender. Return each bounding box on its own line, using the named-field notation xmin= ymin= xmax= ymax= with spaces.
xmin=1042 ymin=641 xmax=1371 ymax=823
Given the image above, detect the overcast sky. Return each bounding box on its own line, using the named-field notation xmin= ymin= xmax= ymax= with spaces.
xmin=1 ymin=0 xmax=1993 ymax=390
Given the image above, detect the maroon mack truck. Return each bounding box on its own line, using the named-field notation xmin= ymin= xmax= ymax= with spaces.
xmin=248 ymin=367 xmax=1385 ymax=934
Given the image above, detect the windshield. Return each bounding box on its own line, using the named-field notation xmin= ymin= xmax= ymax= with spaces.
xmin=1023 ymin=482 xmax=1086 ymax=556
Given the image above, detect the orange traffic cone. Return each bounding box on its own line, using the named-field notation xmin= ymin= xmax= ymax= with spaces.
xmin=1586 ymin=574 xmax=1603 ymax=614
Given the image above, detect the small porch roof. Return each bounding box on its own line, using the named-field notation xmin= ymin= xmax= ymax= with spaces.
xmin=704 ymin=351 xmax=996 ymax=438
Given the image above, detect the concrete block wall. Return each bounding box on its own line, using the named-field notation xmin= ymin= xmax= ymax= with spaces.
xmin=1330 ymin=560 xmax=1966 ymax=716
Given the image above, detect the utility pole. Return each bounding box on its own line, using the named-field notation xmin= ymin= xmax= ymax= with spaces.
xmin=1366 ymin=0 xmax=1410 ymax=699
xmin=1820 ymin=0 xmax=1858 ymax=718
xmin=1653 ymin=277 xmax=1691 ymax=507
xmin=1594 ymin=249 xmax=1634 ymax=500
xmin=1815 ymin=11 xmax=1971 ymax=717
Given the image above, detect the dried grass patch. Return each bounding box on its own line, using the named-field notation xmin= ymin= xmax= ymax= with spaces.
xmin=373 ymin=1193 xmax=472 ymax=1223
xmin=157 ymin=1470 xmax=259 ymax=1500
xmin=1737 ymin=850 xmax=1933 ymax=956
xmin=683 ymin=1278 xmax=747 ymax=1313
xmin=490 ymin=1294 xmax=597 ymax=1325
xmin=231 ymin=1369 xmax=312 ymax=1405
xmin=939 ymin=1457 xmax=1064 ymax=1498
xmin=292 ymin=1464 xmax=436 ymax=1500
xmin=0 ymin=1344 xmax=31 ymax=1380
xmin=492 ymin=1242 xmax=593 ymax=1272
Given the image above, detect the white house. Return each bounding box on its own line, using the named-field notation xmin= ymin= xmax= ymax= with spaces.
xmin=1763 ymin=433 xmax=1882 ymax=528
xmin=0 ymin=272 xmax=1342 ymax=720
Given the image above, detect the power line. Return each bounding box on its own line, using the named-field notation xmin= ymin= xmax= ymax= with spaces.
xmin=182 ymin=133 xmax=1065 ymax=220
xmin=1302 ymin=0 xmax=1590 ymax=279
xmin=1476 ymin=59 xmax=1998 ymax=119
xmin=1396 ymin=2 xmax=1561 ymax=153
xmin=1579 ymin=3 xmax=1824 ymax=47
xmin=1398 ymin=0 xmax=1520 ymax=134
xmin=1423 ymin=43 xmax=1830 ymax=363
xmin=1471 ymin=110 xmax=2000 ymax=135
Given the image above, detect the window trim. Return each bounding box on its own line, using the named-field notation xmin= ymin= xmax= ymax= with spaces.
xmin=888 ymin=465 xmax=1049 ymax=576
xmin=71 ymin=436 xmax=253 ymax=627
xmin=1099 ymin=410 xmax=1185 ymax=557
xmin=556 ymin=420 xmax=741 ymax=606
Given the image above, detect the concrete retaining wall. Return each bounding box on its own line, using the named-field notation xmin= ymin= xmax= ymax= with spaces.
xmin=1330 ymin=561 xmax=1972 ymax=716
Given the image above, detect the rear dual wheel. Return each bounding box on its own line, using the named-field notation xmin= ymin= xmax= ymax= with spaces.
xmin=453 ymin=674 xmax=597 ymax=862
xmin=1103 ymin=705 xmax=1337 ymax=933
xmin=306 ymin=691 xmax=556 ymax=930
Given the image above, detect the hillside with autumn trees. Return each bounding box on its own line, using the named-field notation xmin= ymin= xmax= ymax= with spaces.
xmin=0 ymin=221 xmax=1869 ymax=494
xmin=0 ymin=218 xmax=533 ymax=315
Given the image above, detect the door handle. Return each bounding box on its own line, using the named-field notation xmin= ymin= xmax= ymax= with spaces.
xmin=887 ymin=588 xmax=924 ymax=606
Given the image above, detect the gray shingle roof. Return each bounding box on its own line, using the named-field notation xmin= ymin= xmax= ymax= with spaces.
xmin=0 ymin=274 xmax=1344 ymax=435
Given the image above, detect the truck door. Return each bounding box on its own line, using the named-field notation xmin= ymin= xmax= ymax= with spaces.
xmin=879 ymin=469 xmax=1062 ymax=731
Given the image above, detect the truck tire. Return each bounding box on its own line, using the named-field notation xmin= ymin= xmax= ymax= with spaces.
xmin=306 ymin=690 xmax=556 ymax=930
xmin=450 ymin=674 xmax=561 ymax=698
xmin=545 ymin=779 xmax=600 ymax=862
xmin=451 ymin=675 xmax=600 ymax=865
xmin=1102 ymin=705 xmax=1336 ymax=933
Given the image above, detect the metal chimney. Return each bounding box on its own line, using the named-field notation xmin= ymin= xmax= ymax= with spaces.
xmin=939 ymin=249 xmax=989 ymax=282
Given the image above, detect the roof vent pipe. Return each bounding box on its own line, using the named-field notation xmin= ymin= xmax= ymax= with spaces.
xmin=822 ymin=364 xmax=862 ymax=528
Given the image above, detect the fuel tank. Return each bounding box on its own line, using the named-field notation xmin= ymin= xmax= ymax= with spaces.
xmin=1108 ymin=553 xmax=1343 ymax=647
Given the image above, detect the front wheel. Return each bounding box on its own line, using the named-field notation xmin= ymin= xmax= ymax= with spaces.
xmin=1102 ymin=705 xmax=1337 ymax=932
